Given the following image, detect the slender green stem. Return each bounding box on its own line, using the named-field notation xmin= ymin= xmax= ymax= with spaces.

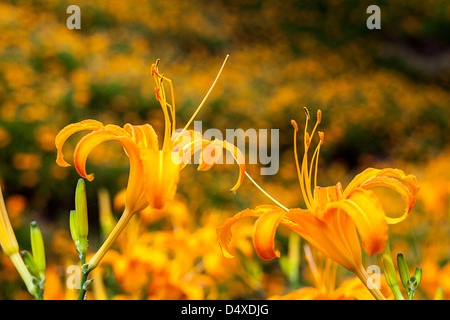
xmin=77 ymin=253 xmax=89 ymax=300
xmin=390 ymin=283 xmax=405 ymax=300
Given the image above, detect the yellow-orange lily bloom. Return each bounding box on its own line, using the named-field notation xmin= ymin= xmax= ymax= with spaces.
xmin=0 ymin=186 xmax=39 ymax=297
xmin=217 ymin=108 xmax=419 ymax=299
xmin=56 ymin=57 xmax=245 ymax=271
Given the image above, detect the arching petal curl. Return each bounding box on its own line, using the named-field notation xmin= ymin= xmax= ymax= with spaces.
xmin=55 ymin=120 xmax=104 ymax=167
xmin=343 ymin=168 xmax=419 ymax=224
xmin=253 ymin=207 xmax=286 ymax=260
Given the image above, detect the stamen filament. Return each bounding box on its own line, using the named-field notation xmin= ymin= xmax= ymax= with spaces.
xmin=301 ymin=108 xmax=317 ymax=208
xmin=301 ymin=152 xmax=314 ymax=207
xmin=303 ymin=108 xmax=310 ymax=150
xmin=244 ymin=171 xmax=289 ymax=212
xmin=314 ymin=132 xmax=324 ymax=191
xmin=292 ymin=120 xmax=313 ymax=211
xmin=159 ymin=74 xmax=176 ymax=133
xmin=151 ymin=68 xmax=173 ymax=150
xmin=177 ymin=55 xmax=229 ymax=140
xmin=309 ymin=110 xmax=321 ymax=147
xmin=308 ymin=142 xmax=322 ymax=196
xmin=294 ymin=108 xmax=323 ymax=211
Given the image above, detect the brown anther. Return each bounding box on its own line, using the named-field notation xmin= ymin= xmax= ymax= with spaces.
xmin=291 ymin=119 xmax=298 ymax=131
xmin=303 ymin=107 xmax=310 ymax=120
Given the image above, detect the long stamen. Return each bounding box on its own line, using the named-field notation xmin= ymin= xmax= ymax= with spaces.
xmin=315 ymin=132 xmax=324 ymax=191
xmin=177 ymin=55 xmax=229 ymax=140
xmin=245 ymin=171 xmax=289 ymax=212
xmin=309 ymin=110 xmax=321 ymax=146
xmin=302 ymin=147 xmax=315 ymax=208
xmin=152 ymin=59 xmax=175 ymax=131
xmin=303 ymin=107 xmax=310 ymax=150
xmin=297 ymin=109 xmax=323 ymax=210
xmin=308 ymin=143 xmax=321 ymax=191
xmin=292 ymin=120 xmax=313 ymax=211
xmin=301 ymin=109 xmax=316 ymax=208
xmin=308 ymin=132 xmax=324 ymax=202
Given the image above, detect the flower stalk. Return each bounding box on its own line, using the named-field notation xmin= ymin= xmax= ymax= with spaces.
xmin=0 ymin=187 xmax=44 ymax=299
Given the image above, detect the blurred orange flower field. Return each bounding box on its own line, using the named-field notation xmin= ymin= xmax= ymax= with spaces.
xmin=0 ymin=0 xmax=450 ymax=302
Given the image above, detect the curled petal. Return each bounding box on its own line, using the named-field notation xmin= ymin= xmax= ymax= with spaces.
xmin=55 ymin=120 xmax=104 ymax=167
xmin=197 ymin=140 xmax=224 ymax=171
xmin=179 ymin=137 xmax=246 ymax=194
xmin=343 ymin=168 xmax=419 ymax=224
xmin=211 ymin=140 xmax=245 ymax=194
xmin=171 ymin=130 xmax=205 ymax=168
xmin=171 ymin=129 xmax=203 ymax=152
xmin=253 ymin=207 xmax=286 ymax=260
xmin=73 ymin=126 xmax=138 ymax=181
xmin=73 ymin=126 xmax=147 ymax=214
xmin=217 ymin=205 xmax=278 ymax=258
xmin=328 ymin=189 xmax=388 ymax=256
xmin=124 ymin=123 xmax=159 ymax=152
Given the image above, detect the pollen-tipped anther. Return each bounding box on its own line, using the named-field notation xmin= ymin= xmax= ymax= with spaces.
xmin=319 ymin=131 xmax=324 ymax=145
xmin=317 ymin=110 xmax=322 ymax=124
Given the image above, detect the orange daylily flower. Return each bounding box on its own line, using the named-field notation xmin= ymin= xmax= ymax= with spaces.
xmin=217 ymin=108 xmax=419 ymax=300
xmin=56 ymin=57 xmax=245 ymax=271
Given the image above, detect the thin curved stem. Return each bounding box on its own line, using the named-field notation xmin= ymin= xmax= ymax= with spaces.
xmin=244 ymin=171 xmax=289 ymax=212
xmin=87 ymin=209 xmax=132 ymax=272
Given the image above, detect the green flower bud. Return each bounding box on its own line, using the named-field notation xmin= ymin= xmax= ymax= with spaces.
xmin=75 ymin=179 xmax=88 ymax=255
xmin=397 ymin=253 xmax=410 ymax=289
xmin=413 ymin=267 xmax=422 ymax=286
xmin=69 ymin=210 xmax=79 ymax=243
xmin=75 ymin=179 xmax=88 ymax=238
xmin=30 ymin=221 xmax=46 ymax=277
